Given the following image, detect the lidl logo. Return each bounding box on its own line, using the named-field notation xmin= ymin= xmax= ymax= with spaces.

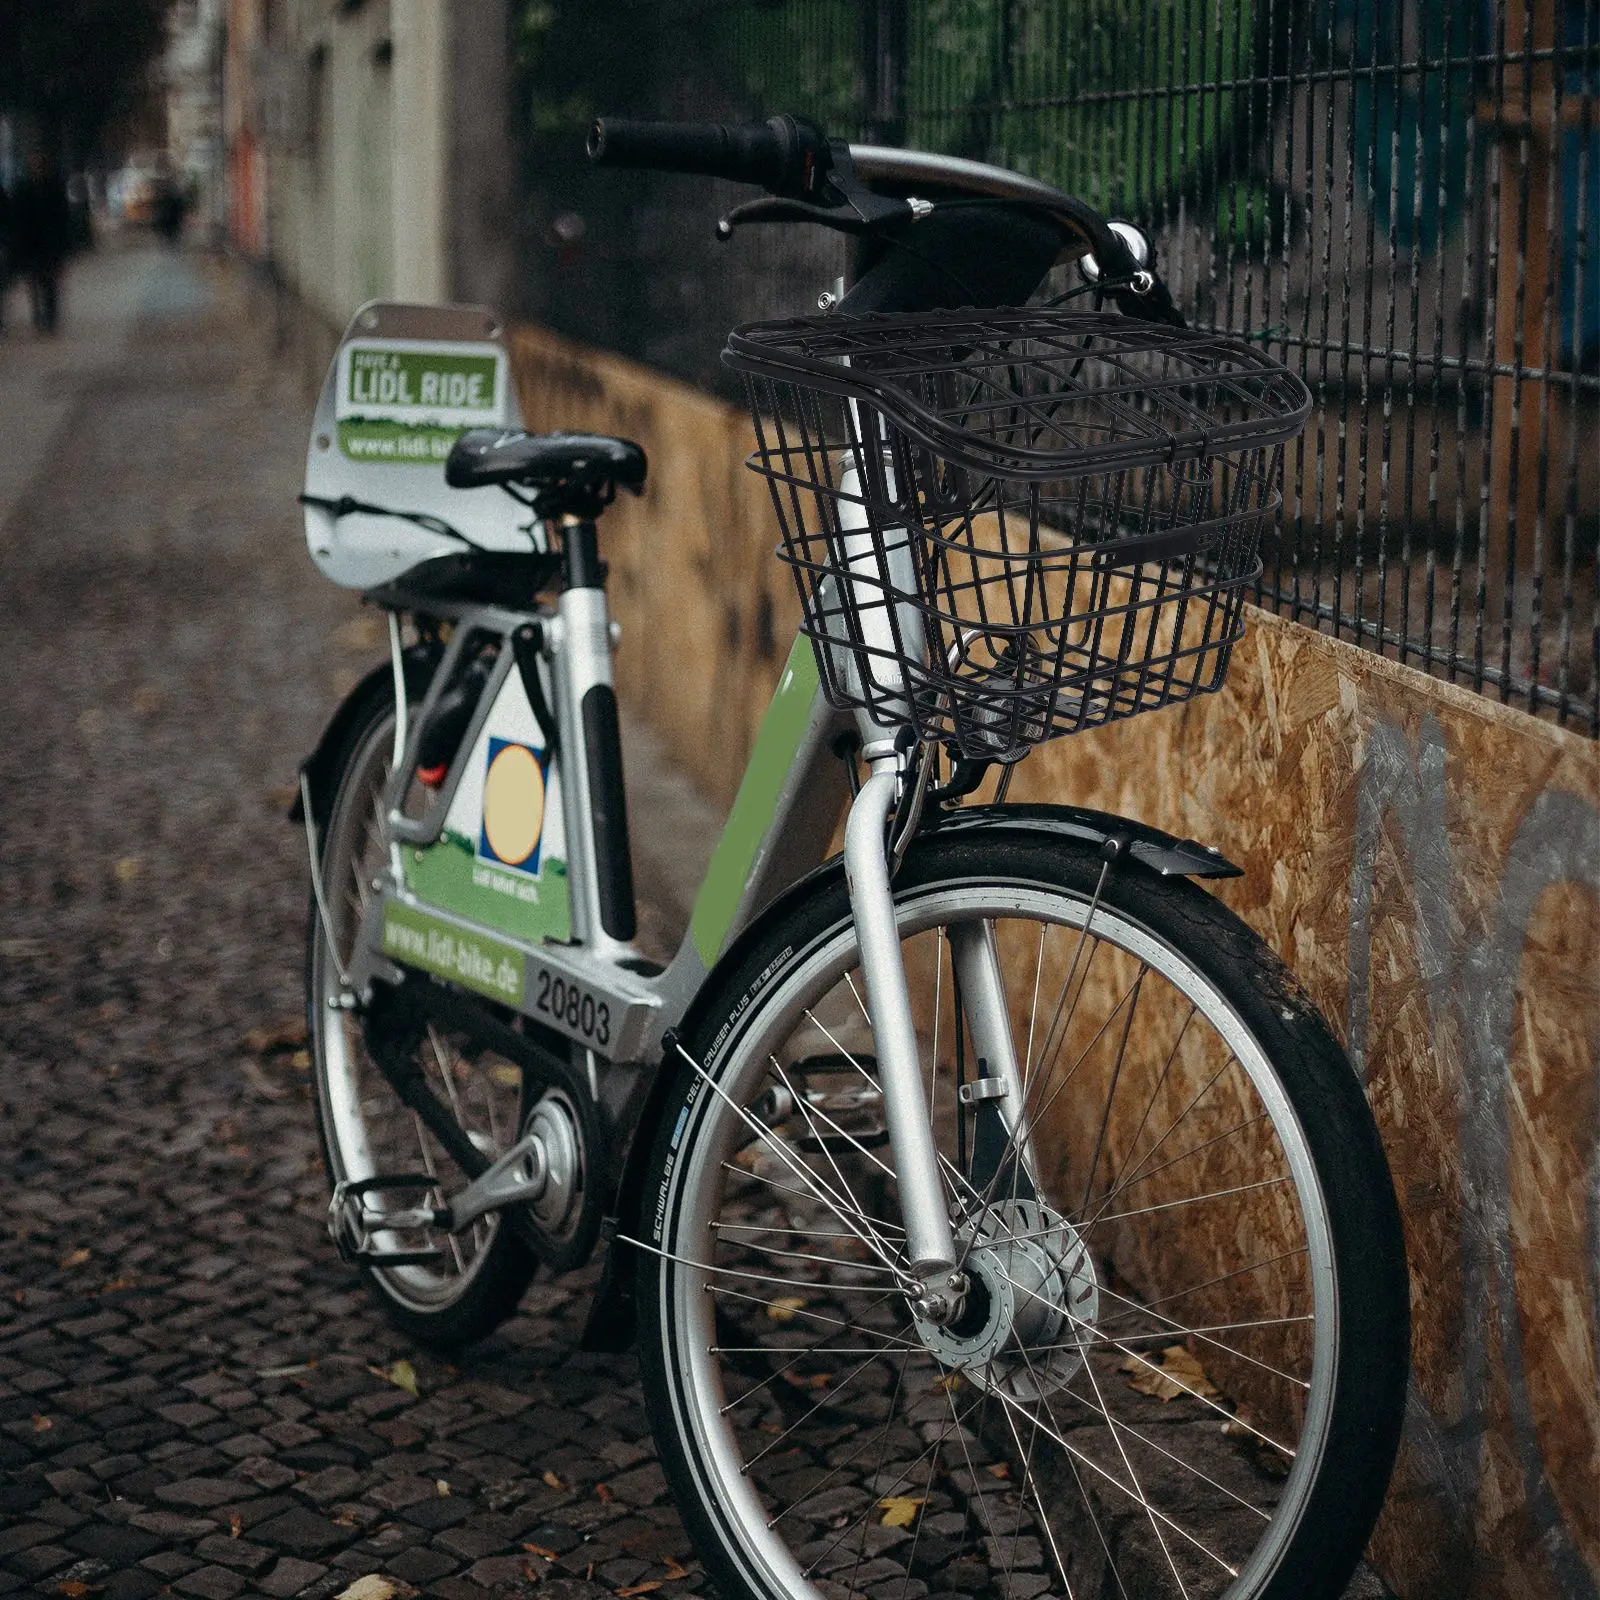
xmin=477 ymin=738 xmax=547 ymax=874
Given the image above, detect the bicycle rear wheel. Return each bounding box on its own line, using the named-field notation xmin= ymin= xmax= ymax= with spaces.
xmin=306 ymin=689 xmax=536 ymax=1348
xmin=638 ymin=828 xmax=1406 ymax=1600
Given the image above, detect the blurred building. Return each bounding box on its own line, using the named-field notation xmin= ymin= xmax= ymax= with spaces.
xmin=222 ymin=0 xmax=514 ymax=342
xmin=165 ymin=0 xmax=226 ymax=238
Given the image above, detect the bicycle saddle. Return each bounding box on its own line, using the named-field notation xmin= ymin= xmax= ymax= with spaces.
xmin=446 ymin=428 xmax=647 ymax=516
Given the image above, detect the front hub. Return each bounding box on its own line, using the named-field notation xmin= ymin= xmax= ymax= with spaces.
xmin=914 ymin=1199 xmax=1099 ymax=1401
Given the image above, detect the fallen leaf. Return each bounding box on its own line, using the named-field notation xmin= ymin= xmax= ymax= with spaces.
xmin=113 ymin=856 xmax=142 ymax=884
xmin=541 ymin=1469 xmax=566 ymax=1490
xmin=334 ymin=1578 xmax=414 ymax=1600
xmin=594 ymin=1481 xmax=614 ymax=1504
xmin=616 ymin=1584 xmax=662 ymax=1598
xmin=256 ymin=1361 xmax=316 ymax=1378
xmin=230 ymin=1514 xmax=242 ymax=1538
xmin=519 ymin=1561 xmax=542 ymax=1581
xmin=878 ymin=1495 xmax=925 ymax=1528
xmin=986 ymin=1463 xmax=1010 ymax=1480
xmin=584 ymin=1563 xmax=594 ymax=1582
xmin=932 ymin=1372 xmax=963 ymax=1392
xmin=489 ymin=1063 xmax=521 ymax=1088
xmin=242 ymin=1058 xmax=288 ymax=1101
xmin=757 ymin=1422 xmax=782 ymax=1435
xmin=522 ymin=1542 xmax=559 ymax=1560
xmin=1220 ymin=1402 xmax=1260 ymax=1440
xmin=290 ymin=1049 xmax=311 ymax=1071
xmin=243 ymin=1019 xmax=309 ymax=1055
xmin=98 ymin=1277 xmax=134 ymax=1296
xmin=435 ymin=1479 xmax=450 ymax=1497
xmin=1120 ymin=1344 xmax=1220 ymax=1403
xmin=780 ymin=1370 xmax=830 ymax=1390
xmin=766 ymin=1296 xmax=805 ymax=1323
xmin=55 ymin=1584 xmax=91 ymax=1598
xmin=32 ymin=1414 xmax=52 ymax=1432
xmin=661 ymin=1556 xmax=690 ymax=1580
xmin=369 ymin=1358 xmax=419 ymax=1397
xmin=59 ymin=1247 xmax=91 ymax=1270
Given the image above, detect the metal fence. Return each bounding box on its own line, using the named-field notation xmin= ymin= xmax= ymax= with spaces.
xmin=513 ymin=0 xmax=1599 ymax=734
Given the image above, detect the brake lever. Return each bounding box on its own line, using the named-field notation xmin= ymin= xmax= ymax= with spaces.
xmin=716 ymin=193 xmax=914 ymax=239
xmin=715 ymin=137 xmax=919 ymax=243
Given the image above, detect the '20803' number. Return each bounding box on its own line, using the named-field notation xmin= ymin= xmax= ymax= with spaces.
xmin=535 ymin=970 xmax=610 ymax=1047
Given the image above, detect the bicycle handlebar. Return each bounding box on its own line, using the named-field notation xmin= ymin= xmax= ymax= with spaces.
xmin=587 ymin=116 xmax=822 ymax=194
xmin=586 ymin=114 xmax=1182 ymax=324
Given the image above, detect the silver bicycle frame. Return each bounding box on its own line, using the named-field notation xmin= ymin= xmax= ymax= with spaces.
xmin=324 ymin=541 xmax=1032 ymax=1295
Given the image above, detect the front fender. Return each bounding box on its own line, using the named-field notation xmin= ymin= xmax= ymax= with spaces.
xmin=580 ymin=799 xmax=1238 ymax=1352
xmin=921 ymin=802 xmax=1241 ymax=878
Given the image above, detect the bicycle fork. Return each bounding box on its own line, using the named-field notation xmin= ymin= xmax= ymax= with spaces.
xmin=842 ymin=751 xmax=1035 ymax=1325
xmin=836 ymin=443 xmax=1037 ymax=1323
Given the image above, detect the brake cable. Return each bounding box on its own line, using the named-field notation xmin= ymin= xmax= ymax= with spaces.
xmin=298 ymin=492 xmax=477 ymax=547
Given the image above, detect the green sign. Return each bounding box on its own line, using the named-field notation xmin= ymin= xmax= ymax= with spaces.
xmin=336 ymin=346 xmax=502 ymax=465
xmin=381 ymin=900 xmax=525 ymax=1004
xmin=344 ymin=349 xmax=498 ymax=411
xmin=402 ymin=829 xmax=572 ymax=945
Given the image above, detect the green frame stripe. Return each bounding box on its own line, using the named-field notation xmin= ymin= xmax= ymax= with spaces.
xmin=689 ymin=636 xmax=821 ymax=965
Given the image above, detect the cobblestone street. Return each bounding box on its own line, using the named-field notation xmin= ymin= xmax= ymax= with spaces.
xmin=0 ymin=244 xmax=708 ymax=1600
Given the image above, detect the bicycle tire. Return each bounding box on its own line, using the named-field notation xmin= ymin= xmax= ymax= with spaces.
xmin=637 ymin=826 xmax=1407 ymax=1600
xmin=306 ymin=688 xmax=536 ymax=1349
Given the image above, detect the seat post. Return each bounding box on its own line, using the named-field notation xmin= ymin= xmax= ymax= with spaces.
xmin=561 ymin=517 xmax=604 ymax=591
xmin=552 ymin=513 xmax=637 ymax=949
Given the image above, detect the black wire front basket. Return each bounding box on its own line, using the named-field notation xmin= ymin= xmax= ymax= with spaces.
xmin=724 ymin=308 xmax=1311 ymax=763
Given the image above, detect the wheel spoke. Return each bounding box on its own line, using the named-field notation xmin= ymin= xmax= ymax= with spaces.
xmin=1086 ymin=1173 xmax=1294 ymax=1231
xmin=672 ymin=1040 xmax=913 ymax=1282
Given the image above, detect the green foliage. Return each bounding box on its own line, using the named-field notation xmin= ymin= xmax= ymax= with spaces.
xmin=689 ymin=0 xmax=1260 ymax=213
xmin=0 ymin=0 xmax=170 ymax=159
xmin=694 ymin=1 xmax=861 ymax=132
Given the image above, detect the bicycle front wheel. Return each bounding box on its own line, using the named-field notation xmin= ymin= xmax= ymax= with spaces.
xmin=639 ymin=828 xmax=1406 ymax=1600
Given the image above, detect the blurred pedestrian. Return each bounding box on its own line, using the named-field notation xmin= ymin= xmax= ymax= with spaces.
xmin=153 ymin=171 xmax=187 ymax=246
xmin=11 ymin=153 xmax=73 ymax=335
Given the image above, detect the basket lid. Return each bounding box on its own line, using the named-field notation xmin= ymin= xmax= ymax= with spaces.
xmin=723 ymin=307 xmax=1311 ymax=479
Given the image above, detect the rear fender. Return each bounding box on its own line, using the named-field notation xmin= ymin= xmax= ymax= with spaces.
xmin=581 ymin=800 xmax=1239 ymax=1350
xmin=287 ymin=643 xmax=440 ymax=829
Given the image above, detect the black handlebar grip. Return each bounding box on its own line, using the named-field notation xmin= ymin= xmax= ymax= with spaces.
xmin=587 ymin=117 xmax=799 ymax=190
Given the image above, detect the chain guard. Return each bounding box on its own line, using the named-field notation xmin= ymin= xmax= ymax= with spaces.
xmin=361 ymin=974 xmax=606 ymax=1272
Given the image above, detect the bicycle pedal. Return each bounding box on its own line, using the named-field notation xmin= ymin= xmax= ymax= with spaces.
xmin=341 ymin=1244 xmax=446 ymax=1268
xmin=338 ymin=1172 xmax=441 ymax=1198
xmin=328 ymin=1174 xmax=450 ymax=1268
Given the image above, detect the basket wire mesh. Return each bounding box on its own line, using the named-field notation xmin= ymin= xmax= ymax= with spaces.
xmin=725 ymin=308 xmax=1312 ymax=763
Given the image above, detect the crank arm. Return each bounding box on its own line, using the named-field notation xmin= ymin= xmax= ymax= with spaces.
xmin=444 ymin=1129 xmax=552 ymax=1230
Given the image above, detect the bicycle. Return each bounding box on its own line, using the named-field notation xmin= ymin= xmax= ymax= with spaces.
xmin=293 ymin=115 xmax=1408 ymax=1600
